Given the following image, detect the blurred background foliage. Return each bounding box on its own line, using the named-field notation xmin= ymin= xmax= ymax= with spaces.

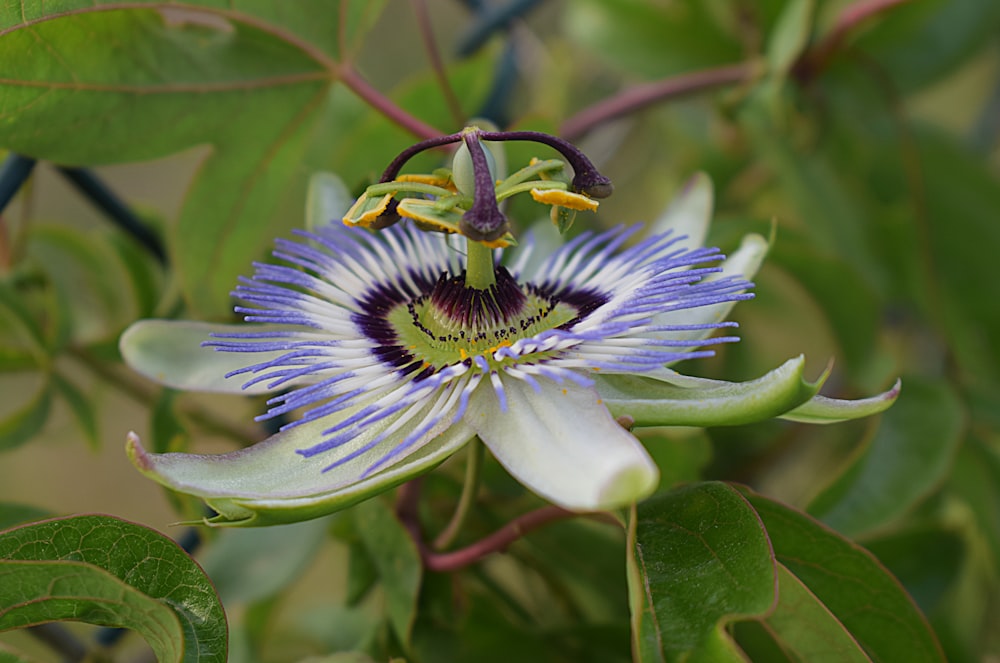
xmin=0 ymin=0 xmax=998 ymax=661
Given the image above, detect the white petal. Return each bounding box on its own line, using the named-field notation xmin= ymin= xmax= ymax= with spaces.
xmin=128 ymin=405 xmax=476 ymax=526
xmin=465 ymin=376 xmax=659 ymax=511
xmin=306 ymin=172 xmax=354 ymax=233
xmin=649 ymin=173 xmax=713 ymax=251
xmin=120 ymin=320 xmax=290 ymax=394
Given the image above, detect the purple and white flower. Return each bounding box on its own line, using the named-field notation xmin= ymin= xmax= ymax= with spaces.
xmin=121 ymin=167 xmax=897 ymax=526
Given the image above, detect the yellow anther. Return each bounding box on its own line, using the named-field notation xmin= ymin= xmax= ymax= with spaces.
xmin=343 ymin=192 xmax=392 ymax=227
xmin=530 ymin=188 xmax=599 ymax=211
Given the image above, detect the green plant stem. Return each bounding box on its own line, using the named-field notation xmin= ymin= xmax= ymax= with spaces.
xmin=433 ymin=438 xmax=484 ymax=550
xmin=464 ymin=238 xmax=497 ymax=289
xmin=70 ymin=348 xmax=262 ymax=444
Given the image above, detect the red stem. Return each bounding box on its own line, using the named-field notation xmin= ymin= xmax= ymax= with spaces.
xmin=559 ymin=63 xmax=754 ymax=140
xmin=339 ymin=65 xmax=444 ymax=140
xmin=560 ymin=0 xmax=913 ymax=138
xmin=411 ymin=0 xmax=466 ymax=128
xmin=796 ymin=0 xmax=912 ymax=81
xmin=396 ymin=480 xmax=588 ymax=572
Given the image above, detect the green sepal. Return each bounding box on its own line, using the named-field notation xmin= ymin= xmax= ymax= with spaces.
xmin=597 ymin=355 xmax=824 ymax=427
xmin=779 ymin=379 xmax=901 ymax=423
xmin=551 ymin=204 xmax=578 ymax=234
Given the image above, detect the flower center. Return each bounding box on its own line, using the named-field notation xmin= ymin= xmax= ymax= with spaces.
xmin=356 ymin=267 xmax=607 ymax=380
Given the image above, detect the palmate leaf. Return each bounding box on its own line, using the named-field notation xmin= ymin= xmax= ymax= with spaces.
xmin=0 ymin=514 xmax=226 ymax=662
xmin=0 ymin=1 xmax=389 ymax=316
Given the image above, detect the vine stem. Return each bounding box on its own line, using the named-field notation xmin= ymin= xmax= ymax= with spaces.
xmin=560 ymin=0 xmax=912 ymax=139
xmin=411 ymin=0 xmax=465 ymax=127
xmin=796 ymin=0 xmax=912 ymax=81
xmin=339 ymin=65 xmax=444 ymax=140
xmin=559 ymin=63 xmax=756 ymax=140
xmin=433 ymin=439 xmax=484 ymax=550
xmin=397 ymin=480 xmax=604 ymax=572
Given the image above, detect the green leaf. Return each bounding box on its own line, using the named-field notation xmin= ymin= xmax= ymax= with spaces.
xmin=848 ymin=0 xmax=1000 ymax=93
xmin=353 ymin=498 xmax=422 ymax=649
xmin=743 ymin=490 xmax=946 ymax=662
xmin=0 ymin=560 xmax=186 ymax=660
xmin=27 ymin=225 xmax=136 ymax=344
xmin=564 ymin=0 xmax=743 ymax=79
xmin=0 ymin=284 xmax=50 ymax=370
xmin=740 ymin=102 xmax=884 ymax=288
xmin=915 ymin=129 xmax=1000 ymax=382
xmin=636 ymin=427 xmax=713 ymax=491
xmin=863 ymin=526 xmax=964 ymax=616
xmin=0 ymin=514 xmax=227 ymax=662
xmin=290 ymin=603 xmax=379 ymax=657
xmin=762 ymin=564 xmax=871 ymax=662
xmin=0 ymin=2 xmax=390 ymax=316
xmin=107 ymin=223 xmax=168 ymax=319
xmin=151 ymin=389 xmax=189 ymax=455
xmin=598 ymin=355 xmax=823 ymax=427
xmin=345 ymin=540 xmax=378 ymax=606
xmin=807 ymin=376 xmax=965 ymax=537
xmin=627 ymin=482 xmax=776 ymax=662
xmin=766 ymin=0 xmax=814 ymax=79
xmin=198 ymin=518 xmax=328 ymax=605
xmin=0 ymin=376 xmax=52 ymax=452
xmin=769 ymin=234 xmax=881 ymax=379
xmin=948 ymin=437 xmax=1000 ymax=568
xmin=51 ymin=373 xmax=100 ymax=451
